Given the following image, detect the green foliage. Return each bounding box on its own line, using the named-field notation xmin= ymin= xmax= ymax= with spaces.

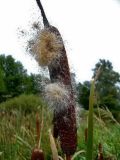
xmin=25 ymin=74 xmax=47 ymax=94
xmin=0 ymin=68 xmax=6 ymax=93
xmin=77 ymin=110 xmax=120 ymax=160
xmin=77 ymin=81 xmax=90 ymax=110
xmin=77 ymin=59 xmax=120 ymax=113
xmin=0 ymin=54 xmax=28 ymax=99
xmin=0 ymin=54 xmax=49 ymax=102
xmin=0 ymin=96 xmax=52 ymax=160
xmin=6 ymin=57 xmax=27 ymax=96
xmin=93 ymin=59 xmax=120 ymax=110
xmin=0 ymin=94 xmax=120 ymax=159
xmin=0 ymin=94 xmax=45 ymax=113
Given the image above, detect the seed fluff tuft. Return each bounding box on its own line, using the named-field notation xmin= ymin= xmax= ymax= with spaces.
xmin=44 ymin=83 xmax=70 ymax=112
xmin=31 ymin=28 xmax=63 ymax=66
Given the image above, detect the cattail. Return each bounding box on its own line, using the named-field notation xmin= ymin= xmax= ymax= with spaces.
xmin=34 ymin=0 xmax=77 ymax=156
xmin=31 ymin=112 xmax=44 ymax=160
xmin=31 ymin=148 xmax=44 ymax=160
xmin=47 ymin=26 xmax=77 ymax=156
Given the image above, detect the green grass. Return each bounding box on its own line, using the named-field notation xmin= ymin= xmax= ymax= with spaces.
xmin=0 ymin=94 xmax=120 ymax=160
xmin=0 ymin=94 xmax=45 ymax=113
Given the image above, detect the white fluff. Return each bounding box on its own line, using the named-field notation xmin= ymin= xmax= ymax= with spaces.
xmin=44 ymin=83 xmax=70 ymax=112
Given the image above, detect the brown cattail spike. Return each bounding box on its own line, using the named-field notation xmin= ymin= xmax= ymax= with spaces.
xmin=31 ymin=148 xmax=44 ymax=160
xmin=35 ymin=0 xmax=77 ymax=156
xmin=47 ymin=26 xmax=77 ymax=156
xmin=98 ymin=143 xmax=104 ymax=160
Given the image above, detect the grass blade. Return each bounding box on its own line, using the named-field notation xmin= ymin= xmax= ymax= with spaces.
xmin=86 ymin=80 xmax=95 ymax=160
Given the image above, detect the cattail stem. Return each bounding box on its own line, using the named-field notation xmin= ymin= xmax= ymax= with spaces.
xmin=36 ymin=112 xmax=40 ymax=148
xmin=39 ymin=108 xmax=44 ymax=148
xmin=36 ymin=0 xmax=49 ymax=27
xmin=36 ymin=108 xmax=44 ymax=148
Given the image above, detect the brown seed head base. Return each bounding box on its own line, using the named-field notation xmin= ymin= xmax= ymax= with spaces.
xmin=56 ymin=104 xmax=77 ymax=155
xmin=48 ymin=26 xmax=77 ymax=156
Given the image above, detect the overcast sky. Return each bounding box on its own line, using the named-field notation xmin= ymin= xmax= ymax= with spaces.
xmin=0 ymin=0 xmax=120 ymax=82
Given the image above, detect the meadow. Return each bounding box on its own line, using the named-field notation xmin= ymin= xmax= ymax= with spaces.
xmin=0 ymin=94 xmax=120 ymax=160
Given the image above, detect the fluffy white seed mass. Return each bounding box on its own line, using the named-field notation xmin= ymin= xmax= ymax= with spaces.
xmin=31 ymin=28 xmax=63 ymax=66
xmin=44 ymin=83 xmax=70 ymax=112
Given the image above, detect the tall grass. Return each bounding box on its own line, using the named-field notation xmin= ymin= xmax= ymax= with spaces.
xmin=0 ymin=94 xmax=45 ymax=113
xmin=0 ymin=94 xmax=120 ymax=159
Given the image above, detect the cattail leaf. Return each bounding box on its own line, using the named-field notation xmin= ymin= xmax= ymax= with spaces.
xmin=86 ymin=80 xmax=95 ymax=160
xmin=48 ymin=129 xmax=59 ymax=160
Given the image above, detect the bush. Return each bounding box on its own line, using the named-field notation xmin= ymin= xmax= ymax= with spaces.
xmin=0 ymin=94 xmax=46 ymax=114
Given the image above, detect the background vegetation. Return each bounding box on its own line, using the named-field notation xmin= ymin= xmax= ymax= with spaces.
xmin=0 ymin=54 xmax=120 ymax=159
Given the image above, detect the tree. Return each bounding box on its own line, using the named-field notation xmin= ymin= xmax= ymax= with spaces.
xmin=77 ymin=81 xmax=90 ymax=110
xmin=3 ymin=55 xmax=28 ymax=96
xmin=22 ymin=74 xmax=41 ymax=94
xmin=93 ymin=59 xmax=120 ymax=110
xmin=0 ymin=67 xmax=6 ymax=102
xmin=0 ymin=68 xmax=5 ymax=92
xmin=0 ymin=54 xmax=49 ymax=102
xmin=77 ymin=59 xmax=120 ymax=111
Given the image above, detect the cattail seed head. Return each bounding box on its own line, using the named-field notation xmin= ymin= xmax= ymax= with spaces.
xmin=31 ymin=28 xmax=63 ymax=66
xmin=45 ymin=26 xmax=77 ymax=155
xmin=31 ymin=148 xmax=44 ymax=160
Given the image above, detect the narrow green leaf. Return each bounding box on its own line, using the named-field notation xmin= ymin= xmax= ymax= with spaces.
xmin=86 ymin=80 xmax=95 ymax=160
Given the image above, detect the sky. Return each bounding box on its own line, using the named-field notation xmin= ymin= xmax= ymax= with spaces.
xmin=0 ymin=0 xmax=120 ymax=82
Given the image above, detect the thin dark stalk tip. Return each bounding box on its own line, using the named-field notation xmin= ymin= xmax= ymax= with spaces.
xmin=36 ymin=0 xmax=50 ymax=27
